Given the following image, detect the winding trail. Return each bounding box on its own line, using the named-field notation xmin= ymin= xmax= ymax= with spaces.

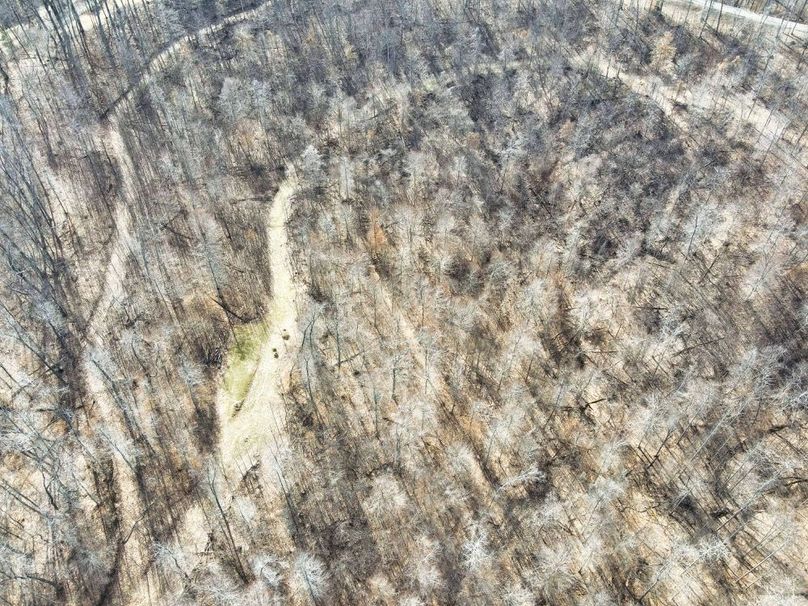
xmin=217 ymin=174 xmax=301 ymax=477
xmin=583 ymin=53 xmax=790 ymax=143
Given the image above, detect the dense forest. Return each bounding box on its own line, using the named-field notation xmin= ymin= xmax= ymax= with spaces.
xmin=0 ymin=0 xmax=806 ymax=604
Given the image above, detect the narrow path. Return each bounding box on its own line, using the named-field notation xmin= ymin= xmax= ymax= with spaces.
xmin=217 ymin=174 xmax=301 ymax=477
xmin=100 ymin=0 xmax=270 ymax=120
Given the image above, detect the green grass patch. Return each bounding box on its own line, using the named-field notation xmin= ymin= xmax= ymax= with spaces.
xmin=222 ymin=321 xmax=266 ymax=405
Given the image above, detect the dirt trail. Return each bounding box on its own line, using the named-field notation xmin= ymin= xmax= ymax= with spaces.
xmin=76 ymin=117 xmax=136 ymax=420
xmin=646 ymin=0 xmax=808 ymax=39
xmin=217 ymin=174 xmax=301 ymax=477
xmin=84 ymin=122 xmax=136 ymax=336
xmin=1 ymin=0 xmax=150 ymax=56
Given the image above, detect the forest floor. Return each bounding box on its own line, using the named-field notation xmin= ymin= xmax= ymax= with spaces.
xmin=216 ymin=173 xmax=301 ymax=479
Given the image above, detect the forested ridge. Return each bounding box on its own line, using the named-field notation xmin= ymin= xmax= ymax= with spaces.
xmin=0 ymin=0 xmax=806 ymax=604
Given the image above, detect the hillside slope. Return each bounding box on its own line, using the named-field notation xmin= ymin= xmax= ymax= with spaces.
xmin=0 ymin=0 xmax=806 ymax=604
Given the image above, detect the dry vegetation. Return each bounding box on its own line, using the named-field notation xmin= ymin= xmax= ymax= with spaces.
xmin=0 ymin=0 xmax=806 ymax=604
